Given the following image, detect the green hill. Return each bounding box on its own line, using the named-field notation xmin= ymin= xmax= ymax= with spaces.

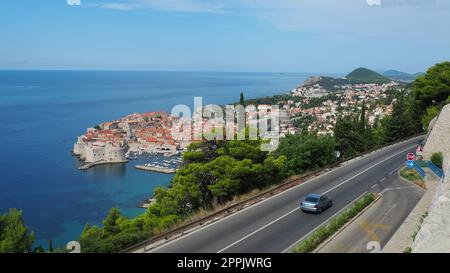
xmin=383 ymin=70 xmax=424 ymax=82
xmin=346 ymin=67 xmax=390 ymax=84
xmin=302 ymin=67 xmax=394 ymax=91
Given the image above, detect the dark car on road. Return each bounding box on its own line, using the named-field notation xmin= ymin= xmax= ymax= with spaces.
xmin=300 ymin=193 xmax=333 ymax=214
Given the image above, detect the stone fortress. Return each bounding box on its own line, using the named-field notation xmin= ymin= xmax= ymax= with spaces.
xmin=73 ymin=111 xmax=184 ymax=165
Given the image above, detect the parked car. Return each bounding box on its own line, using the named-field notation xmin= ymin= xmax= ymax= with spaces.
xmin=300 ymin=193 xmax=333 ymax=214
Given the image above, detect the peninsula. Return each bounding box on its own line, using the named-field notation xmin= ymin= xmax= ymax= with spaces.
xmin=73 ymin=111 xmax=189 ymax=169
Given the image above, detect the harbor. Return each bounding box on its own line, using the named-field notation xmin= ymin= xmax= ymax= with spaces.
xmin=78 ymin=159 xmax=129 ymax=170
xmin=134 ymin=152 xmax=182 ymax=174
xmin=135 ymin=165 xmax=176 ymax=174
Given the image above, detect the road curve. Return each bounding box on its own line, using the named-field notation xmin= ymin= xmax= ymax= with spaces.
xmin=139 ymin=136 xmax=423 ymax=253
xmin=317 ymin=173 xmax=424 ymax=253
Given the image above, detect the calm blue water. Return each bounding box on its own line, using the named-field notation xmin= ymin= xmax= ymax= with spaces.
xmin=0 ymin=70 xmax=309 ymax=248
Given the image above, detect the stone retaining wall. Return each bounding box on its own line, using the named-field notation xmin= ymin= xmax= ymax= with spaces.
xmin=412 ymin=103 xmax=450 ymax=253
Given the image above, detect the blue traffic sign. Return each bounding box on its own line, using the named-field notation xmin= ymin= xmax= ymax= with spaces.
xmin=406 ymin=160 xmax=415 ymax=169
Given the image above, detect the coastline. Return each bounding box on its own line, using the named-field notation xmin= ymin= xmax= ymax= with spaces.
xmin=78 ymin=159 xmax=129 ymax=170
xmin=135 ymin=165 xmax=177 ymax=174
xmin=0 ymin=70 xmax=307 ymax=248
xmin=137 ymin=197 xmax=156 ymax=209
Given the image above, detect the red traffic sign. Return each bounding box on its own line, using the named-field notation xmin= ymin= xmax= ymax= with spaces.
xmin=407 ymin=153 xmax=415 ymax=161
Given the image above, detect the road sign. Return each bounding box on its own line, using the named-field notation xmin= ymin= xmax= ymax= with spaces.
xmin=407 ymin=153 xmax=415 ymax=161
xmin=416 ymin=145 xmax=423 ymax=156
xmin=335 ymin=151 xmax=341 ymax=159
xmin=406 ymin=160 xmax=415 ymax=169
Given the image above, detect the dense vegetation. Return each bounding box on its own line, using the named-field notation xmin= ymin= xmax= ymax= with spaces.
xmin=79 ymin=138 xmax=287 ymax=252
xmin=334 ymin=96 xmax=420 ymax=159
xmin=1 ymin=62 xmax=449 ymax=253
xmin=274 ymin=134 xmax=336 ymax=177
xmin=0 ymin=209 xmax=35 ymax=253
xmin=413 ymin=62 xmax=450 ymax=112
xmin=413 ymin=62 xmax=450 ymax=130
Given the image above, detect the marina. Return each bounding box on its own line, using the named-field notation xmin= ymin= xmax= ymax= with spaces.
xmin=134 ymin=152 xmax=182 ymax=174
xmin=135 ymin=165 xmax=176 ymax=174
xmin=78 ymin=159 xmax=129 ymax=170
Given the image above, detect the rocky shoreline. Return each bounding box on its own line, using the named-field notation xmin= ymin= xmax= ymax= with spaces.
xmin=137 ymin=197 xmax=156 ymax=209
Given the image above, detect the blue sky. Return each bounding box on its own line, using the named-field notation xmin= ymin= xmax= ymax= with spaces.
xmin=0 ymin=0 xmax=449 ymax=73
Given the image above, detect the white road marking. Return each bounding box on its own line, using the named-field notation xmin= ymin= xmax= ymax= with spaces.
xmin=323 ymin=145 xmax=415 ymax=195
xmin=217 ymin=144 xmax=416 ymax=253
xmin=384 ymin=203 xmax=397 ymax=217
xmin=380 ymin=186 xmax=418 ymax=195
xmin=217 ymin=207 xmax=299 ymax=253
xmin=282 ymin=191 xmax=369 ymax=253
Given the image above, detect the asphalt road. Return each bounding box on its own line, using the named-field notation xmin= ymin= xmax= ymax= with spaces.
xmin=317 ymin=173 xmax=424 ymax=253
xmin=140 ymin=136 xmax=423 ymax=253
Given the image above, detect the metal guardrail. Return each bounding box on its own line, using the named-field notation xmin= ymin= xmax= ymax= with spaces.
xmin=120 ymin=134 xmax=425 ymax=253
xmin=413 ymin=161 xmax=426 ymax=178
xmin=427 ymin=161 xmax=444 ymax=178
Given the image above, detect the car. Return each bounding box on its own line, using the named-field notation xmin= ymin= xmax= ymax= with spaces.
xmin=300 ymin=193 xmax=333 ymax=214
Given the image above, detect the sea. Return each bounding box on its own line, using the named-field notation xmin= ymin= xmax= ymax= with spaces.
xmin=0 ymin=70 xmax=311 ymax=248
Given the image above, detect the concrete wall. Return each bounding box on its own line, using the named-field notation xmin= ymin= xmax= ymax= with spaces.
xmin=412 ymin=103 xmax=450 ymax=253
xmin=422 ymin=103 xmax=450 ymax=170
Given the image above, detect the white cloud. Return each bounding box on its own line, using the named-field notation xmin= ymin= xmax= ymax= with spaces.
xmin=67 ymin=0 xmax=81 ymax=6
xmin=367 ymin=0 xmax=382 ymax=6
xmin=84 ymin=0 xmax=450 ymax=41
xmin=96 ymin=0 xmax=224 ymax=13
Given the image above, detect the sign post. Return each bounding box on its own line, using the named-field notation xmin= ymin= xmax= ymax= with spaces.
xmin=406 ymin=160 xmax=415 ymax=169
xmin=407 ymin=153 xmax=415 ymax=161
xmin=416 ymin=146 xmax=423 ymax=158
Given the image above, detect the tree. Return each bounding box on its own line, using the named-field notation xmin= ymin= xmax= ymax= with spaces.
xmin=334 ymin=115 xmax=363 ymax=158
xmin=383 ymin=95 xmax=421 ymax=143
xmin=275 ymin=134 xmax=336 ymax=176
xmin=359 ymin=102 xmax=367 ymax=133
xmin=370 ymin=116 xmax=385 ymax=147
xmin=422 ymin=106 xmax=440 ymax=131
xmin=103 ymin=207 xmax=122 ymax=234
xmin=413 ymin=61 xmax=450 ymax=111
xmin=48 ymin=239 xmax=53 ymax=253
xmin=0 ymin=209 xmax=35 ymax=253
xmin=240 ymin=92 xmax=245 ymax=105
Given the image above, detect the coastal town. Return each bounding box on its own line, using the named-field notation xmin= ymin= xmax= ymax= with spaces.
xmin=280 ymin=79 xmax=403 ymax=136
xmin=72 ymin=111 xmax=187 ymax=171
xmin=73 ymin=76 xmax=405 ymax=170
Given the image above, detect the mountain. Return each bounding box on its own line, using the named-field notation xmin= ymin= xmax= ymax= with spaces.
xmin=383 ymin=70 xmax=424 ymax=82
xmin=346 ymin=67 xmax=390 ymax=84
xmin=302 ymin=67 xmax=391 ymax=90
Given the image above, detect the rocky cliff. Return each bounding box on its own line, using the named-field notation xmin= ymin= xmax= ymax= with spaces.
xmin=412 ymin=103 xmax=450 ymax=252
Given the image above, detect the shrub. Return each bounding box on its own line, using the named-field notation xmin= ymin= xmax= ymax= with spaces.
xmin=403 ymin=247 xmax=412 ymax=253
xmin=430 ymin=152 xmax=444 ymax=169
